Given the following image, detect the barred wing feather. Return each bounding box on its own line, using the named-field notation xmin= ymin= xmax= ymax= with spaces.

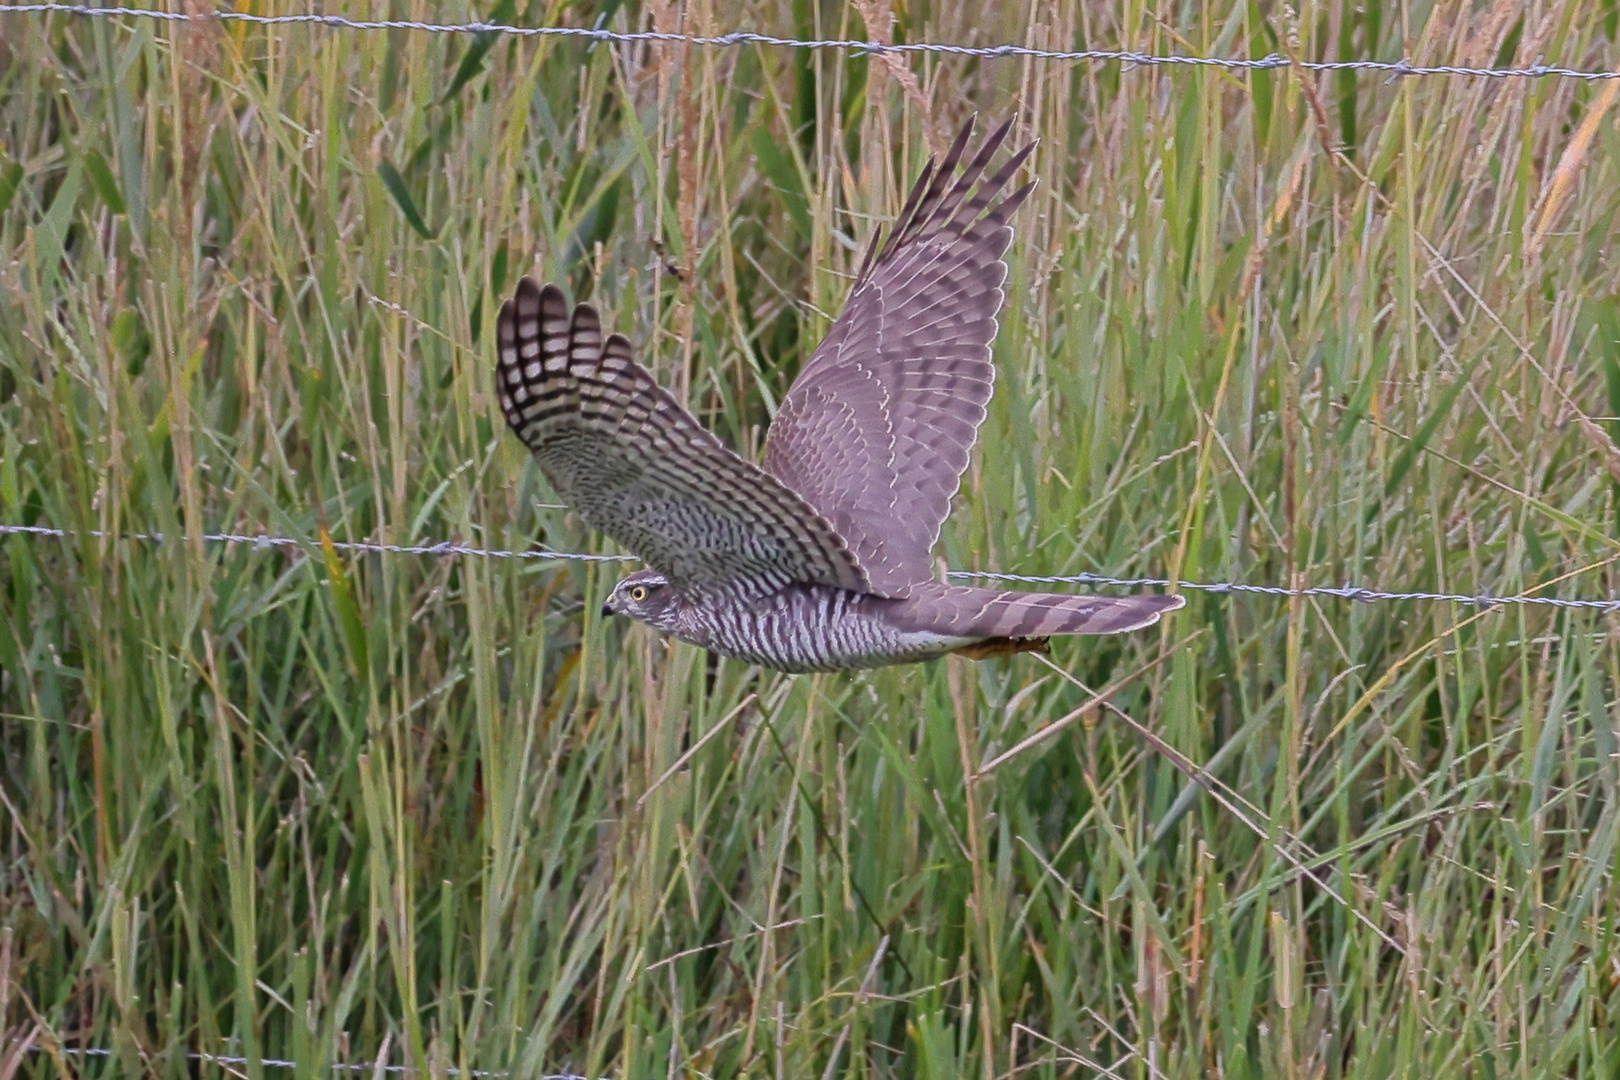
xmin=496 ymin=278 xmax=870 ymax=602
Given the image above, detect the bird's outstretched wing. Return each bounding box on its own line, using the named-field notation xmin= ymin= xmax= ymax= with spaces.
xmin=763 ymin=117 xmax=1035 ymax=597
xmin=496 ymin=278 xmax=870 ymax=602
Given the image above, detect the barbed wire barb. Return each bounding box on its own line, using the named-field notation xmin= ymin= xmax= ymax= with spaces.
xmin=2 ymin=4 xmax=1618 ymax=80
xmin=5 ymin=522 xmax=1617 ymax=611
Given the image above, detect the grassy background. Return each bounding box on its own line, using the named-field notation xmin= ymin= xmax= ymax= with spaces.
xmin=4 ymin=0 xmax=1620 ymax=1076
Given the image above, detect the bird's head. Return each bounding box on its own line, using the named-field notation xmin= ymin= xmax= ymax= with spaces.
xmin=602 ymin=569 xmax=683 ymax=630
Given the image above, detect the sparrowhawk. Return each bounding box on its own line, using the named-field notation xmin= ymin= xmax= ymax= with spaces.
xmin=496 ymin=117 xmax=1183 ymax=672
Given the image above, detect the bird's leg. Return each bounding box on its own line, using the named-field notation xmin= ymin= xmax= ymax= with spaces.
xmin=951 ymin=636 xmax=1052 ymax=661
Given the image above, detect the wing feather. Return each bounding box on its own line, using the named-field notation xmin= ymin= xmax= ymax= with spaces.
xmin=497 ymin=279 xmax=870 ymax=601
xmin=764 ymin=116 xmax=1036 ymax=596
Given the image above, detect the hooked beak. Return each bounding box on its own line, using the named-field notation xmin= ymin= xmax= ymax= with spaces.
xmin=601 ymin=599 xmax=615 ymax=617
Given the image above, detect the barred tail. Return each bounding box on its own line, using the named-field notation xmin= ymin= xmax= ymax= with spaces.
xmin=893 ymin=581 xmax=1183 ymax=639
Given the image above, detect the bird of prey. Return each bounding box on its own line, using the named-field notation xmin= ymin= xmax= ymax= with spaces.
xmin=495 ymin=117 xmax=1182 ymax=672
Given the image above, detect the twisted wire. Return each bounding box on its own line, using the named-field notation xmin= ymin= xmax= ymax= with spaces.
xmin=1 ymin=5 xmax=1616 ymax=81
xmin=6 ymin=523 xmax=1616 ymax=611
xmin=0 ymin=522 xmax=634 ymax=562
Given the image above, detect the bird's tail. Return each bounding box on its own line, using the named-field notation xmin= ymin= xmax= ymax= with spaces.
xmin=889 ymin=581 xmax=1183 ymax=643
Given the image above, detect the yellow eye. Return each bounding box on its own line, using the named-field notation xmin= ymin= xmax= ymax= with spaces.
xmin=629 ymin=585 xmax=649 ymax=602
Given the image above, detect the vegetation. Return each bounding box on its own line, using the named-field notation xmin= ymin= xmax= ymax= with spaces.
xmin=3 ymin=1 xmax=1620 ymax=1076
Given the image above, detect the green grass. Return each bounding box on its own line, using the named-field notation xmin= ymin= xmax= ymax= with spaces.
xmin=3 ymin=1 xmax=1620 ymax=1076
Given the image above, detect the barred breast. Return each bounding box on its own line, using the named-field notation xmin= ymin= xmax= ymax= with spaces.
xmin=674 ymin=586 xmax=972 ymax=673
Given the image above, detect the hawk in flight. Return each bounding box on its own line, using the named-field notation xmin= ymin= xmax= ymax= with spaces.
xmin=496 ymin=117 xmax=1182 ymax=672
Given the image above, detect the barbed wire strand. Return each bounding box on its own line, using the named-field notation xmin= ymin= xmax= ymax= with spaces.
xmin=5 ymin=522 xmax=1617 ymax=611
xmin=0 ymin=522 xmax=635 ymax=562
xmin=35 ymin=1046 xmax=587 ymax=1078
xmin=1 ymin=4 xmax=1617 ymax=80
